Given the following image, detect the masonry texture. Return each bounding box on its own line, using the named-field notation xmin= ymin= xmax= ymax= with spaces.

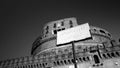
xmin=0 ymin=17 xmax=120 ymax=68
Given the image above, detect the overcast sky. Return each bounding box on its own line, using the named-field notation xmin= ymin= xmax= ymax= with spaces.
xmin=0 ymin=0 xmax=120 ymax=60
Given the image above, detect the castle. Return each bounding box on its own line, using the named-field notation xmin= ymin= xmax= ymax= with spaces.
xmin=0 ymin=17 xmax=120 ymax=68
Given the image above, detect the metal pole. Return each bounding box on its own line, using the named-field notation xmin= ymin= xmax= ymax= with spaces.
xmin=72 ymin=41 xmax=77 ymax=68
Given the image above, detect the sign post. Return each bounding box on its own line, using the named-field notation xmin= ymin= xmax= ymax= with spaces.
xmin=72 ymin=41 xmax=77 ymax=68
xmin=57 ymin=23 xmax=91 ymax=68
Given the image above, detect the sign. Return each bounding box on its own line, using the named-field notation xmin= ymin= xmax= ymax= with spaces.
xmin=69 ymin=65 xmax=74 ymax=68
xmin=57 ymin=23 xmax=91 ymax=45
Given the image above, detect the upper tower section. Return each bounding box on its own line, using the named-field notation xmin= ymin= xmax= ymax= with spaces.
xmin=42 ymin=17 xmax=78 ymax=39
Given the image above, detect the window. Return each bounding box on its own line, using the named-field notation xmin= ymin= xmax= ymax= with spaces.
xmin=86 ymin=56 xmax=90 ymax=61
xmin=110 ymin=40 xmax=116 ymax=46
xmin=99 ymin=30 xmax=106 ymax=34
xmin=102 ymin=54 xmax=107 ymax=58
xmin=45 ymin=26 xmax=49 ymax=34
xmin=53 ymin=28 xmax=65 ymax=34
xmin=68 ymin=59 xmax=71 ymax=64
xmin=64 ymin=60 xmax=67 ymax=64
xmin=61 ymin=21 xmax=64 ymax=26
xmin=53 ymin=23 xmax=56 ymax=28
xmin=79 ymin=57 xmax=82 ymax=62
xmin=39 ymin=63 xmax=42 ymax=67
xmin=53 ymin=30 xmax=57 ymax=34
xmin=61 ymin=28 xmax=65 ymax=30
xmin=93 ymin=55 xmax=100 ymax=64
xmin=57 ymin=29 xmax=61 ymax=31
xmin=111 ymin=52 xmax=115 ymax=57
xmin=107 ymin=53 xmax=112 ymax=58
xmin=71 ymin=59 xmax=74 ymax=63
xmin=116 ymin=52 xmax=120 ymax=56
xmin=83 ymin=57 xmax=86 ymax=61
xmin=42 ymin=63 xmax=45 ymax=67
xmin=69 ymin=20 xmax=73 ymax=27
xmin=108 ymin=33 xmax=111 ymax=37
xmin=28 ymin=65 xmax=31 ymax=68
xmin=57 ymin=61 xmax=60 ymax=65
xmin=93 ymin=29 xmax=97 ymax=31
xmin=60 ymin=60 xmax=64 ymax=65
xmin=53 ymin=61 xmax=56 ymax=65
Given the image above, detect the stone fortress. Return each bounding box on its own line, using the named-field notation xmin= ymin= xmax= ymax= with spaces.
xmin=0 ymin=17 xmax=120 ymax=68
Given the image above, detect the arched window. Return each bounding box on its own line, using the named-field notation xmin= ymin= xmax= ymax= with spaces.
xmin=108 ymin=33 xmax=111 ymax=37
xmin=68 ymin=59 xmax=71 ymax=64
xmin=99 ymin=30 xmax=106 ymax=34
xmin=71 ymin=59 xmax=74 ymax=63
xmin=79 ymin=57 xmax=82 ymax=62
xmin=64 ymin=60 xmax=67 ymax=64
xmin=102 ymin=54 xmax=107 ymax=58
xmin=116 ymin=52 xmax=120 ymax=56
xmin=61 ymin=21 xmax=64 ymax=26
xmin=53 ymin=23 xmax=56 ymax=28
xmin=93 ymin=55 xmax=100 ymax=64
xmin=83 ymin=57 xmax=86 ymax=61
xmin=69 ymin=20 xmax=73 ymax=27
xmin=107 ymin=53 xmax=112 ymax=58
xmin=57 ymin=61 xmax=60 ymax=65
xmin=53 ymin=61 xmax=56 ymax=66
xmin=111 ymin=52 xmax=116 ymax=57
xmin=46 ymin=26 xmax=49 ymax=34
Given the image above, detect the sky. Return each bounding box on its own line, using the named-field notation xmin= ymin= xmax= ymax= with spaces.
xmin=0 ymin=0 xmax=120 ymax=60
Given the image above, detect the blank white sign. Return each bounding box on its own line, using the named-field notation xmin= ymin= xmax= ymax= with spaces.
xmin=57 ymin=23 xmax=91 ymax=45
